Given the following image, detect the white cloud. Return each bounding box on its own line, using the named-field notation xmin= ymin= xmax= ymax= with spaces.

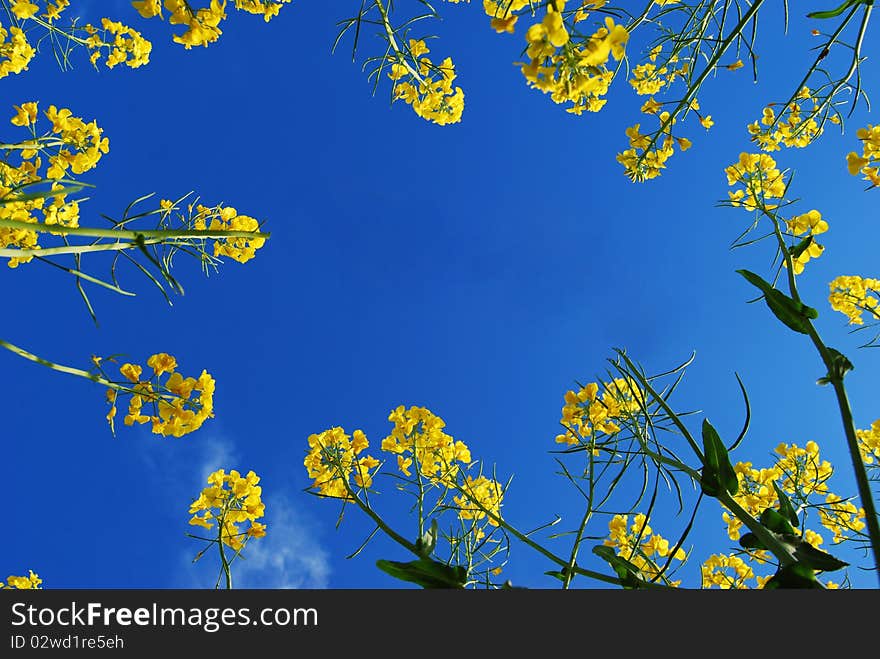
xmin=232 ymin=493 xmax=331 ymax=589
xmin=136 ymin=431 xmax=330 ymax=589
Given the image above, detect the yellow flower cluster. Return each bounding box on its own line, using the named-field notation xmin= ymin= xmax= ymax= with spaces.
xmin=382 ymin=405 xmax=503 ymax=530
xmin=818 ymin=493 xmax=866 ymax=544
xmin=188 ymin=469 xmax=267 ymax=551
xmin=555 ymin=377 xmax=643 ymax=446
xmin=721 ymin=442 xmax=832 ymax=541
xmin=828 ymin=275 xmax=880 ymax=325
xmin=617 ymin=113 xmax=691 ymax=182
xmin=846 ymin=124 xmax=880 ymax=188
xmin=190 ymin=203 xmax=266 ymax=264
xmin=482 ymin=0 xmax=530 ymax=33
xmin=783 ymin=209 xmax=827 ymax=275
xmin=306 ymin=406 xmax=504 ymax=534
xmin=0 ymin=570 xmax=42 ymax=589
xmin=748 ymin=87 xmax=828 ymax=151
xmin=453 ymin=475 xmax=503 ymax=527
xmin=232 ymin=0 xmax=293 ymax=22
xmin=721 ymin=442 xmax=864 ymax=556
xmin=519 ymin=1 xmax=628 ymax=116
xmin=133 ymin=1 xmax=291 ymax=48
xmin=381 ymin=405 xmax=472 ymax=480
xmin=617 ymin=96 xmax=707 ymax=182
xmin=773 ymin=441 xmax=833 ymax=498
xmin=84 ymin=18 xmax=152 ymax=69
xmin=856 ymin=419 xmax=880 ymax=465
xmin=304 ymin=427 xmax=380 ymax=499
xmin=43 ymin=104 xmax=111 ymax=178
xmin=629 ymin=46 xmax=688 ymax=96
xmin=724 ymin=152 xmax=786 ymax=212
xmin=42 ymin=0 xmax=71 ymax=22
xmin=106 ymin=353 xmax=215 ymax=437
xmin=388 ymin=39 xmax=465 ymax=126
xmin=603 ymin=513 xmax=686 ymax=584
xmin=0 ymin=22 xmax=36 ymax=78
xmin=1 ymin=102 xmax=107 ymax=267
xmin=700 ymin=553 xmax=764 ymax=589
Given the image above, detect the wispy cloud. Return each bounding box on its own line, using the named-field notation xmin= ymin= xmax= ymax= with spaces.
xmin=136 ymin=431 xmax=331 ymax=589
xmin=233 ymin=493 xmax=331 ymax=589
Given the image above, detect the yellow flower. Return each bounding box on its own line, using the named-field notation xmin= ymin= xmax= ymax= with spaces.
xmin=132 ymin=0 xmax=163 ymax=18
xmin=2 ymin=570 xmax=42 ymax=589
xmin=147 ymin=352 xmax=178 ymax=376
xmin=490 ymin=15 xmax=518 ymax=33
xmin=10 ymin=1 xmax=39 ymax=20
xmin=119 ymin=363 xmax=143 ymax=383
xmin=10 ymin=101 xmax=37 ymax=126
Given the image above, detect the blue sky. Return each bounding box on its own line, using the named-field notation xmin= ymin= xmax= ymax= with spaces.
xmin=3 ymin=1 xmax=879 ymax=589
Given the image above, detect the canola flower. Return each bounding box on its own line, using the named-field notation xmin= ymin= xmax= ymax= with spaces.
xmin=306 ymin=404 xmax=504 ymax=555
xmin=748 ymin=87 xmax=832 ymax=152
xmin=0 ymin=21 xmax=36 ymax=78
xmin=856 ymin=420 xmax=880 ymax=466
xmin=83 ymin=17 xmax=152 ymax=69
xmin=700 ymin=553 xmax=776 ymax=589
xmin=387 ymin=39 xmax=465 ymax=126
xmin=304 ymin=427 xmax=380 ymax=499
xmin=519 ymin=3 xmax=629 ymax=117
xmin=555 ymin=376 xmax=644 ymax=446
xmin=783 ymin=208 xmax=827 ymax=275
xmin=132 ymin=0 xmax=293 ymax=49
xmin=828 ymin=275 xmax=880 ymax=326
xmin=716 ymin=441 xmax=865 ymax=581
xmin=186 ymin=201 xmax=267 ymax=263
xmin=188 ymin=468 xmax=267 ymax=553
xmin=103 ymin=352 xmax=215 ymax=437
xmin=381 ymin=405 xmax=472 ymax=481
xmin=603 ymin=513 xmax=687 ymax=585
xmin=724 ymin=152 xmax=787 ymax=212
xmin=1 ymin=101 xmax=108 ymax=267
xmin=846 ymin=124 xmax=880 ymax=188
xmin=0 ymin=570 xmax=42 ymax=589
xmin=452 ymin=474 xmax=504 ymax=528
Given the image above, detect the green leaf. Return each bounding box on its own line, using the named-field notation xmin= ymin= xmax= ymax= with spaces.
xmin=375 ymin=557 xmax=467 ymax=589
xmin=737 ymin=270 xmax=818 ymax=335
xmin=738 ymin=532 xmax=767 ymax=550
xmin=807 ymin=0 xmax=861 ymax=19
xmin=821 ymin=348 xmax=854 ymax=384
xmin=544 ymin=570 xmax=567 ymax=583
xmin=700 ymin=419 xmax=739 ymax=497
xmin=789 ymin=235 xmax=814 ymax=260
xmin=763 ymin=564 xmax=823 ymax=589
xmin=772 ymin=482 xmax=799 ymax=528
xmin=592 ymin=545 xmax=644 ymax=589
xmin=792 ymin=541 xmax=849 ymax=572
xmin=759 ymin=508 xmax=796 ymax=536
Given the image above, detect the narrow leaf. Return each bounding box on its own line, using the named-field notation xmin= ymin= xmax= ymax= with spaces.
xmin=737 ymin=269 xmax=818 ymax=334
xmin=375 ymin=558 xmax=467 ymax=589
xmin=771 ymin=482 xmax=799 ymax=528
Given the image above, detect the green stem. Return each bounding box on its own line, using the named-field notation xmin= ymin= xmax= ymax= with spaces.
xmin=0 ymin=337 xmax=127 ymax=392
xmin=451 ymin=478 xmax=671 ymax=589
xmin=716 ymin=492 xmax=798 ymax=566
xmin=217 ymin=510 xmax=233 ymax=590
xmin=633 ymin=0 xmax=767 ymax=174
xmin=374 ymin=0 xmax=425 ymax=82
xmin=768 ymin=215 xmax=880 ymax=584
xmin=340 ymin=479 xmax=421 ymax=555
xmin=0 ymin=218 xmax=270 ymax=241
